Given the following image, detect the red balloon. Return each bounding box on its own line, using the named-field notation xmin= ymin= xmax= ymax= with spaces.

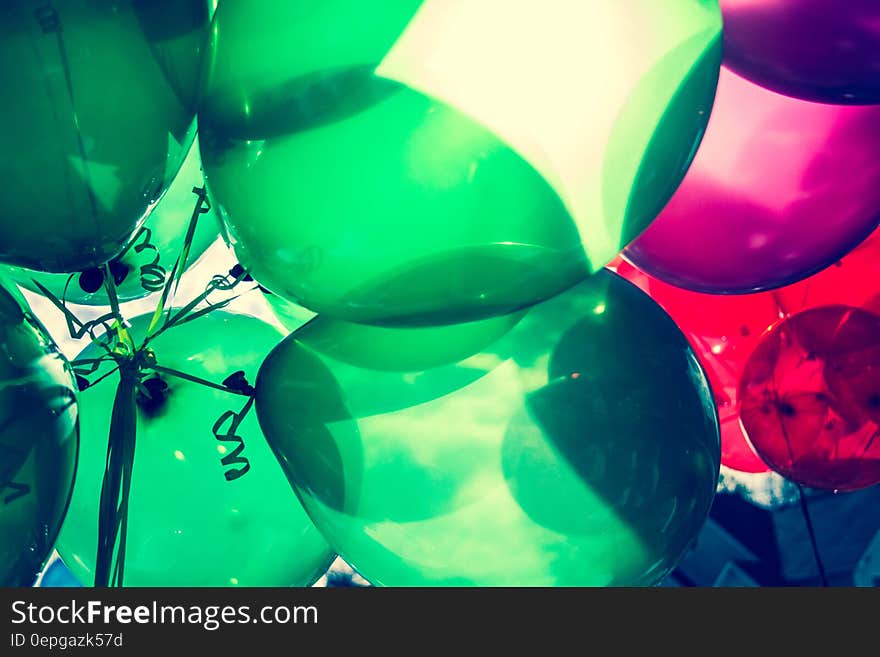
xmin=777 ymin=229 xmax=880 ymax=317
xmin=739 ymin=306 xmax=880 ymax=491
xmin=613 ymin=226 xmax=880 ymax=475
xmin=625 ymin=67 xmax=880 ymax=294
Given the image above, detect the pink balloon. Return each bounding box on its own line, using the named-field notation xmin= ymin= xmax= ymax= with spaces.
xmin=625 ymin=67 xmax=880 ymax=294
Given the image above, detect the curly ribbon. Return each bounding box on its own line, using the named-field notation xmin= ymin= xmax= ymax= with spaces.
xmin=209 ymin=371 xmax=257 ymax=481
xmin=212 ymin=396 xmax=255 ymax=482
xmin=130 ymin=226 xmax=168 ymax=292
xmin=139 ymin=264 xmax=167 ymax=292
xmin=144 ymin=264 xmax=256 ymax=345
xmin=31 ymin=277 xmax=122 ymax=356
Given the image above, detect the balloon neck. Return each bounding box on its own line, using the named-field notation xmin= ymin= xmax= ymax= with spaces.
xmin=78 ymin=262 xmax=129 ymax=294
xmin=108 ymin=261 xmax=130 ymax=287
xmin=77 ymin=269 xmax=104 ymax=294
xmin=135 ymin=374 xmax=170 ymax=419
xmin=222 ymin=370 xmax=256 ymax=396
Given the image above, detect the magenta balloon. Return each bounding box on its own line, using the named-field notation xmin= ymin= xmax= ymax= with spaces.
xmin=720 ymin=0 xmax=880 ymax=104
xmin=625 ymin=67 xmax=880 ymax=294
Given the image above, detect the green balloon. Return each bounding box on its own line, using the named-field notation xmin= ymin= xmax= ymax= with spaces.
xmin=263 ymin=292 xmax=316 ymax=333
xmin=4 ymin=136 xmax=220 ymax=306
xmin=0 ymin=1 xmax=208 ymax=273
xmin=56 ymin=311 xmax=334 ymax=586
xmin=256 ymin=271 xmax=720 ymax=586
xmin=131 ymin=0 xmax=212 ymax=111
xmin=0 ymin=279 xmax=79 ymax=586
xmin=200 ymin=0 xmax=722 ymax=326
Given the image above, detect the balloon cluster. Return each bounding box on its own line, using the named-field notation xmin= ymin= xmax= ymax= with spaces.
xmin=0 ymin=0 xmax=333 ymax=587
xmin=0 ymin=0 xmax=877 ymax=588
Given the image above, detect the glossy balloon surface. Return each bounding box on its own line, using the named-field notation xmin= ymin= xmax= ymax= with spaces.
xmin=0 ymin=1 xmax=207 ymax=272
xmin=721 ymin=0 xmax=880 ymax=104
xmin=778 ymin=228 xmax=880 ymax=317
xmin=201 ymin=0 xmax=722 ymax=325
xmin=256 ymin=272 xmax=720 ymax=586
xmin=626 ymin=68 xmax=880 ymax=294
xmin=56 ymin=311 xmax=333 ymax=586
xmin=740 ymin=306 xmax=880 ymax=491
xmin=4 ymin=136 xmax=219 ymax=305
xmin=0 ymin=280 xmax=78 ymax=586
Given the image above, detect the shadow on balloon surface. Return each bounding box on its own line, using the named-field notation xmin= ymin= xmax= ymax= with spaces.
xmin=332 ymin=243 xmax=589 ymax=327
xmin=501 ymin=279 xmax=720 ymax=582
xmin=258 ymin=311 xmax=527 ymax=524
xmin=607 ymin=33 xmax=722 ymax=254
xmin=199 ymin=66 xmax=402 ymax=141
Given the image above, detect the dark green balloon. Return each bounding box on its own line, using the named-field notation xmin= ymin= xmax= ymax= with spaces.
xmin=255 ymin=271 xmax=721 ymax=586
xmin=0 ymin=1 xmax=208 ymax=273
xmin=3 ymin=136 xmax=220 ymax=305
xmin=0 ymin=279 xmax=79 ymax=586
xmin=199 ymin=0 xmax=721 ymax=326
xmin=56 ymin=311 xmax=334 ymax=586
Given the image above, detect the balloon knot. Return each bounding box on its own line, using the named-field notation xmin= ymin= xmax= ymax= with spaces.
xmin=78 ymin=268 xmax=104 ymax=294
xmin=108 ymin=260 xmax=129 ymax=286
xmin=228 ymin=264 xmax=253 ymax=282
xmin=223 ymin=370 xmax=255 ymax=396
xmin=136 ymin=375 xmax=169 ymax=418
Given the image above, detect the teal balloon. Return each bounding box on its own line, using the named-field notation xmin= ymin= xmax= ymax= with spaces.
xmin=255 ymin=271 xmax=721 ymax=586
xmin=56 ymin=311 xmax=334 ymax=586
xmin=200 ymin=0 xmax=722 ymax=326
xmin=4 ymin=136 xmax=220 ymax=305
xmin=0 ymin=280 xmax=79 ymax=586
xmin=0 ymin=1 xmax=208 ymax=273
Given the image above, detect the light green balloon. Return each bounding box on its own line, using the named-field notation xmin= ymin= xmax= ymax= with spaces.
xmin=256 ymin=271 xmax=721 ymax=586
xmin=263 ymin=292 xmax=316 ymax=333
xmin=4 ymin=136 xmax=220 ymax=305
xmin=200 ymin=0 xmax=722 ymax=326
xmin=56 ymin=311 xmax=334 ymax=586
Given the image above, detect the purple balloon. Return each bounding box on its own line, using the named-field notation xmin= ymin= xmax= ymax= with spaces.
xmin=721 ymin=0 xmax=880 ymax=104
xmin=625 ymin=67 xmax=880 ymax=294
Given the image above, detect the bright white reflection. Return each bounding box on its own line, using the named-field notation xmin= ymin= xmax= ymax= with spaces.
xmin=377 ymin=0 xmax=720 ymax=263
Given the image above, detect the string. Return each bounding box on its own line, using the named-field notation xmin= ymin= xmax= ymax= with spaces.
xmin=149 ymin=365 xmax=253 ymax=397
xmin=38 ymin=177 xmax=257 ymax=587
xmin=797 ymin=483 xmax=829 ymax=587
